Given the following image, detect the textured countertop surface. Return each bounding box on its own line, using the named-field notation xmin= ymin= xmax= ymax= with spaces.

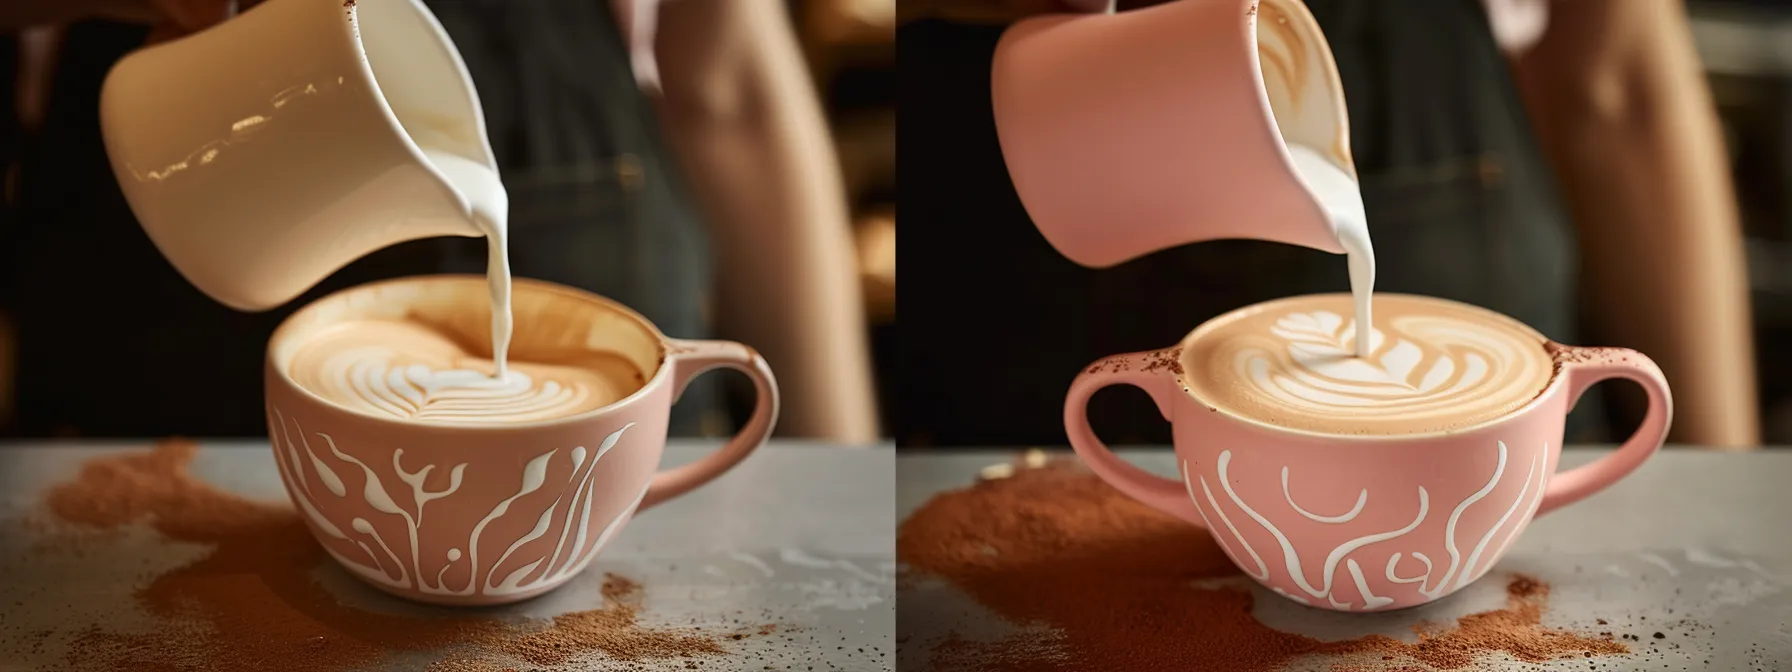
xmin=0 ymin=440 xmax=896 ymax=671
xmin=897 ymin=447 xmax=1792 ymax=671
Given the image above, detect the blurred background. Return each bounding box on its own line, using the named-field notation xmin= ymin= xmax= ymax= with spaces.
xmin=796 ymin=0 xmax=898 ymax=435
xmin=1694 ymin=0 xmax=1792 ymax=444
xmin=0 ymin=0 xmax=895 ymax=441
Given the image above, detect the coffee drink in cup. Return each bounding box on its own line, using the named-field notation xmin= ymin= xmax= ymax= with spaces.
xmin=281 ymin=278 xmax=646 ymax=425
xmin=1179 ymin=293 xmax=1552 ymax=435
xmin=266 ymin=276 xmax=778 ymax=606
xmin=287 ymin=318 xmax=641 ymax=425
xmin=1065 ymin=293 xmax=1672 ymax=612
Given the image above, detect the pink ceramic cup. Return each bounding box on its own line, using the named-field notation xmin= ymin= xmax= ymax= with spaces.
xmin=1065 ymin=300 xmax=1672 ymax=612
xmin=264 ymin=275 xmax=777 ymax=606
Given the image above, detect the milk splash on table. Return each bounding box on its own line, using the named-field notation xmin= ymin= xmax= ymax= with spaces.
xmin=1286 ymin=143 xmax=1375 ymax=358
xmin=419 ymin=148 xmax=513 ymax=377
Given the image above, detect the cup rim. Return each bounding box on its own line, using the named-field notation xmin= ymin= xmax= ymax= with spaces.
xmin=1172 ymin=292 xmax=1568 ymax=442
xmin=266 ymin=274 xmax=674 ymax=432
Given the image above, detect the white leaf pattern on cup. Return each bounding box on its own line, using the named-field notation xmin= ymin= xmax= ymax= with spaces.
xmin=268 ymin=406 xmax=643 ymax=598
xmin=1181 ymin=441 xmax=1549 ymax=610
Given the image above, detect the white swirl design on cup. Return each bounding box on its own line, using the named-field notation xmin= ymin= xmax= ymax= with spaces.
xmin=1225 ymin=310 xmax=1546 ymax=431
xmin=311 ymin=346 xmax=596 ymax=424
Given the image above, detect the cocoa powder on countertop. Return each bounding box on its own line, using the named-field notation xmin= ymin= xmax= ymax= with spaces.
xmin=30 ymin=440 xmax=743 ymax=671
xmin=898 ymin=459 xmax=1627 ymax=670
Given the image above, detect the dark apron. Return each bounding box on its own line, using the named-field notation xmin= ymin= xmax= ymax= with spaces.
xmin=4 ymin=0 xmax=717 ymax=437
xmin=897 ymin=0 xmax=1605 ymax=446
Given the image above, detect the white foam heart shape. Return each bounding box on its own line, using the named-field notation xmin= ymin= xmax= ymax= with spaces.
xmin=324 ymin=346 xmax=593 ymax=424
xmin=1239 ymin=310 xmax=1529 ymax=419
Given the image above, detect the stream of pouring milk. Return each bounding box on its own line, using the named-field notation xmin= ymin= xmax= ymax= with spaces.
xmin=1286 ymin=144 xmax=1375 ymax=358
xmin=420 ymin=149 xmax=513 ymax=376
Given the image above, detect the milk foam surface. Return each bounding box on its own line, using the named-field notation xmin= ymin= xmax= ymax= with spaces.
xmin=1180 ymin=294 xmax=1553 ymax=435
xmin=288 ymin=319 xmax=640 ymax=424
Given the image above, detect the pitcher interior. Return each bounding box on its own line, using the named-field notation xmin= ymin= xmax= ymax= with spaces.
xmin=355 ymin=0 xmax=494 ymax=165
xmin=1255 ymin=0 xmax=1354 ymax=172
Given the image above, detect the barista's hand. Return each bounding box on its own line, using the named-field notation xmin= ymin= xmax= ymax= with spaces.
xmin=898 ymin=0 xmax=1112 ymax=25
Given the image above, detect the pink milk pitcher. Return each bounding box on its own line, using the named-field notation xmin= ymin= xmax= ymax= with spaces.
xmin=992 ymin=0 xmax=1358 ymax=266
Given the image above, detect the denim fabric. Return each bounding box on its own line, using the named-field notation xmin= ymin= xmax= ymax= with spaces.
xmin=5 ymin=2 xmax=714 ymax=437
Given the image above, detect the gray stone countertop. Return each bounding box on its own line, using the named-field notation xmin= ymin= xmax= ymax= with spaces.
xmin=897 ymin=447 xmax=1792 ymax=671
xmin=0 ymin=440 xmax=896 ymax=671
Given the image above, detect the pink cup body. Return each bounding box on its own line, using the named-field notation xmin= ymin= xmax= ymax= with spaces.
xmin=992 ymin=0 xmax=1355 ymax=266
xmin=265 ymin=276 xmax=778 ymax=606
xmin=1066 ymin=311 xmax=1672 ymax=612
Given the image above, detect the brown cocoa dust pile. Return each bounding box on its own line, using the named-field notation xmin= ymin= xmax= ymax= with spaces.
xmin=38 ymin=440 xmax=729 ymax=671
xmin=897 ymin=460 xmax=1628 ymax=671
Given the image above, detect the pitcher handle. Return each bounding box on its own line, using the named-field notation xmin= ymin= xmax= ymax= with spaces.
xmin=1064 ymin=350 xmax=1205 ymax=527
xmin=640 ymin=339 xmax=780 ymax=510
xmin=1536 ymin=346 xmax=1673 ymax=516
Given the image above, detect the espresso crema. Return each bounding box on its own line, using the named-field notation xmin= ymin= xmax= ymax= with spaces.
xmin=288 ymin=319 xmax=641 ymax=425
xmin=1180 ymin=294 xmax=1553 ymax=435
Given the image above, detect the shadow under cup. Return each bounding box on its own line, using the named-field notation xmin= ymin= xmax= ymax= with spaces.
xmin=1065 ymin=295 xmax=1673 ymax=612
xmin=264 ymin=275 xmax=777 ymax=606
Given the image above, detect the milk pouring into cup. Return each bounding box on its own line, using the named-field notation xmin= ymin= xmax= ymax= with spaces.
xmin=1003 ymin=0 xmax=1672 ymax=612
xmin=1286 ymin=144 xmax=1374 ymax=357
xmin=417 ymin=148 xmax=514 ymax=377
xmin=992 ymin=0 xmax=1377 ymax=356
xmin=95 ymin=0 xmax=785 ymax=606
xmin=100 ymin=0 xmax=520 ymax=378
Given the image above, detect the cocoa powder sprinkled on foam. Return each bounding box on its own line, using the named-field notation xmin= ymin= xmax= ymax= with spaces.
xmin=31 ymin=440 xmax=743 ymax=671
xmin=898 ymin=459 xmax=1627 ymax=670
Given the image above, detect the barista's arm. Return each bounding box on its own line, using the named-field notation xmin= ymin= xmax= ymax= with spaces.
xmin=0 ymin=0 xmax=230 ymax=33
xmin=1513 ymin=0 xmax=1760 ymax=447
xmin=642 ymin=0 xmax=880 ymax=442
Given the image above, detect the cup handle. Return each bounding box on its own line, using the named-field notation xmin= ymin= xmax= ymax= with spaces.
xmin=1064 ymin=350 xmax=1205 ymax=526
xmin=640 ymin=338 xmax=780 ymax=510
xmin=1535 ymin=346 xmax=1673 ymax=516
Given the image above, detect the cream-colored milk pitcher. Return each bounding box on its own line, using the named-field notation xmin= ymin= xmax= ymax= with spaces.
xmin=100 ymin=0 xmax=496 ymax=311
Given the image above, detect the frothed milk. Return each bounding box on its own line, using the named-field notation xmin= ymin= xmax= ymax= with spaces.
xmin=288 ymin=319 xmax=636 ymax=424
xmin=1286 ymin=143 xmax=1375 ymax=358
xmin=278 ymin=278 xmax=650 ymax=426
xmin=286 ymin=136 xmax=545 ymax=421
xmin=419 ymin=149 xmax=513 ymax=377
xmin=1179 ymin=293 xmax=1553 ymax=435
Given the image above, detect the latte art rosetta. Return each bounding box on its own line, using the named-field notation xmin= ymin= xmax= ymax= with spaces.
xmin=1240 ymin=311 xmax=1539 ymax=418
xmin=314 ymin=346 xmax=596 ymax=424
xmin=287 ymin=319 xmax=638 ymax=425
xmin=1183 ymin=295 xmax=1553 ymax=435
